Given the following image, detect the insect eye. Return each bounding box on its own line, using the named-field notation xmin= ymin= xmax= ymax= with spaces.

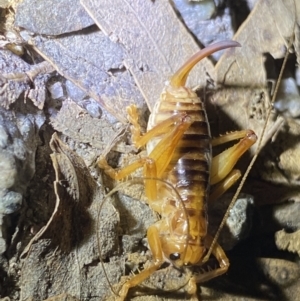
xmin=169 ymin=253 xmax=181 ymax=261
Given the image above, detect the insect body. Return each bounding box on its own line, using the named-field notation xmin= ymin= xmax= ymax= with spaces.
xmin=99 ymin=41 xmax=257 ymax=300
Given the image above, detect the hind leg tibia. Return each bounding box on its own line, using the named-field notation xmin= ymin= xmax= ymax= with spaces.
xmin=210 ymin=130 xmax=257 ymax=185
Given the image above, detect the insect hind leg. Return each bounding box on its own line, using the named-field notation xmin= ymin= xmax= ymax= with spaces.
xmin=210 ymin=129 xmax=257 ymax=186
xmin=209 ymin=169 xmax=241 ymax=202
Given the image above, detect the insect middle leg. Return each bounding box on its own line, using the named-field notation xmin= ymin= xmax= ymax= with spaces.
xmin=99 ymin=105 xmax=193 ymax=201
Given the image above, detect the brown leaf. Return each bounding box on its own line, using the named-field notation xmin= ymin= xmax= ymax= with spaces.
xmin=20 ymin=133 xmax=121 ymax=300
xmin=29 ymin=27 xmax=145 ymax=123
xmin=81 ymin=0 xmax=215 ymax=111
xmin=209 ymin=0 xmax=300 ymax=206
xmin=214 ymin=0 xmax=296 ymax=152
xmin=0 ymin=50 xmax=53 ymax=109
xmin=257 ymin=118 xmax=300 ymax=186
xmin=50 ymin=99 xmax=131 ymax=154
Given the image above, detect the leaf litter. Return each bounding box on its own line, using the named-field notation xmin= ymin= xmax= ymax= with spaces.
xmin=1 ymin=0 xmax=300 ymax=300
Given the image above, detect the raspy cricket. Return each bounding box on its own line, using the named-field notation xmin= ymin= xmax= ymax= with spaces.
xmin=98 ymin=41 xmax=259 ymax=300
xmin=1 ymin=1 xmax=298 ymax=301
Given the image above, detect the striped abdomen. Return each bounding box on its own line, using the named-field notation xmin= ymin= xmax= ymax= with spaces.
xmin=147 ymin=84 xmax=211 ymax=243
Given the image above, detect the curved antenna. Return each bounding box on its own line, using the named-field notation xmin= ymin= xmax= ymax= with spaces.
xmin=204 ymin=35 xmax=295 ymax=262
xmin=97 ymin=183 xmax=125 ymax=297
xmin=170 ymin=40 xmax=241 ymax=88
xmin=97 ymin=177 xmax=189 ymax=296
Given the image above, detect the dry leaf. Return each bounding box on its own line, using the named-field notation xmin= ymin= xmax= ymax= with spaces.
xmin=5 ymin=1 xmax=300 ymax=301
xmin=27 ymin=27 xmax=145 ymax=123
xmin=50 ymin=99 xmax=131 ymax=154
xmin=15 ymin=0 xmax=94 ymax=35
xmin=210 ymin=0 xmax=300 ymax=204
xmin=275 ymin=229 xmax=300 ymax=256
xmin=214 ymin=0 xmax=297 ymax=148
xmin=20 ymin=134 xmax=121 ymax=300
xmin=0 ymin=50 xmax=53 ymax=109
xmin=258 ymin=118 xmax=300 ymax=185
xmin=81 ymin=0 xmax=216 ymax=110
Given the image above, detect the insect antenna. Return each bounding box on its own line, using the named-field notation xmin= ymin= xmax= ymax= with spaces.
xmin=97 ymin=182 xmax=125 ymax=297
xmin=97 ymin=177 xmax=189 ymax=295
xmin=204 ymin=35 xmax=295 ymax=262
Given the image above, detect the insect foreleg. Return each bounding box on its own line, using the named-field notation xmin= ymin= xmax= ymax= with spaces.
xmin=98 ymin=156 xmax=155 ymax=181
xmin=117 ymin=224 xmax=164 ymax=301
xmin=187 ymin=234 xmax=229 ymax=299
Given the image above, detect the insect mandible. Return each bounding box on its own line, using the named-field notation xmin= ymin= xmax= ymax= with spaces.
xmin=98 ymin=40 xmax=257 ymax=300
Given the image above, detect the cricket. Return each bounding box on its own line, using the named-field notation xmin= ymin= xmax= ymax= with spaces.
xmin=97 ymin=40 xmax=264 ymax=300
